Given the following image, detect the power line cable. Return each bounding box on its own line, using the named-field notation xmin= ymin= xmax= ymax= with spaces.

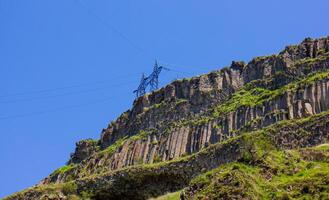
xmin=166 ymin=68 xmax=196 ymax=76
xmin=75 ymin=0 xmax=190 ymax=74
xmin=74 ymin=0 xmax=149 ymax=56
xmin=73 ymin=0 xmax=212 ymax=74
xmin=0 ymin=80 xmax=138 ymax=104
xmin=72 ymin=0 xmax=227 ymax=102
xmin=0 ymin=93 xmax=125 ymax=121
xmin=0 ymin=73 xmax=139 ymax=98
xmin=157 ymin=60 xmax=216 ymax=73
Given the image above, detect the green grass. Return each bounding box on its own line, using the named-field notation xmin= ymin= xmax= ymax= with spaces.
xmin=51 ymin=164 xmax=76 ymax=177
xmin=170 ymin=66 xmax=329 ymax=131
xmin=294 ymin=52 xmax=329 ymax=65
xmin=187 ymin=163 xmax=268 ymax=199
xmin=100 ymin=136 xmax=129 ymax=155
xmin=213 ymin=69 xmax=329 ymax=117
xmin=213 ymin=87 xmax=272 ymax=117
xmin=83 ymin=139 xmax=98 ymax=144
xmin=186 ymin=141 xmax=329 ymax=200
xmin=183 ymin=117 xmax=212 ymax=126
xmin=100 ymin=129 xmax=156 ymax=155
xmin=149 ymin=191 xmax=182 ymax=200
xmin=130 ymin=129 xmax=156 ymax=141
xmin=4 ymin=182 xmax=80 ymax=200
xmin=175 ymin=98 xmax=188 ymax=107
xmin=310 ymin=143 xmax=329 ymax=151
xmin=48 ymin=128 xmax=158 ymax=182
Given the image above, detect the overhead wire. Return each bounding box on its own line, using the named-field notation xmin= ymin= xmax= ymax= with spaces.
xmin=0 ymin=80 xmax=138 ymax=104
xmin=0 ymin=94 xmax=122 ymax=121
xmin=0 ymin=73 xmax=139 ymax=98
xmin=157 ymin=60 xmax=217 ymax=74
xmin=74 ymin=0 xmax=148 ymax=55
xmin=73 ymin=0 xmax=212 ymax=76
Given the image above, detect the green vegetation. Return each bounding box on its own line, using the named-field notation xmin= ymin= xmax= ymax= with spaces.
xmin=6 ymin=109 xmax=329 ymax=200
xmin=4 ymin=182 xmax=80 ymax=200
xmin=62 ymin=182 xmax=78 ymax=196
xmin=187 ymin=142 xmax=329 ymax=200
xmin=182 ymin=110 xmax=329 ymax=199
xmin=188 ymin=163 xmax=267 ymax=199
xmin=241 ymin=117 xmax=262 ymax=130
xmin=213 ymin=69 xmax=329 ymax=117
xmin=184 ymin=117 xmax=212 ymax=126
xmin=294 ymin=52 xmax=329 ymax=65
xmin=51 ymin=164 xmax=76 ymax=177
xmin=253 ymin=54 xmax=275 ymax=62
xmin=175 ymin=98 xmax=188 ymax=107
xmin=213 ymin=87 xmax=271 ymax=117
xmin=170 ymin=67 xmax=329 ymax=131
xmin=213 ymin=123 xmax=222 ymax=130
xmin=100 ymin=136 xmax=129 ymax=155
xmin=83 ymin=139 xmax=98 ymax=144
xmin=130 ymin=129 xmax=156 ymax=141
xmin=153 ymin=102 xmax=165 ymax=109
xmin=151 ymin=140 xmax=159 ymax=145
xmin=149 ymin=191 xmax=182 ymax=200
xmin=310 ymin=143 xmax=329 ymax=151
xmin=100 ymin=129 xmax=156 ymax=156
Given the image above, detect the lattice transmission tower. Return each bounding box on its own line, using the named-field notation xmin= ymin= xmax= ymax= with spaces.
xmin=133 ymin=73 xmax=148 ymax=98
xmin=133 ymin=61 xmax=169 ymax=98
xmin=148 ymin=60 xmax=169 ymax=91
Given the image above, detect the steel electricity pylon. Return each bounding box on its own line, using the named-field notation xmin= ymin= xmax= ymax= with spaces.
xmin=133 ymin=61 xmax=169 ymax=98
xmin=133 ymin=73 xmax=148 ymax=98
xmin=148 ymin=61 xmax=169 ymax=91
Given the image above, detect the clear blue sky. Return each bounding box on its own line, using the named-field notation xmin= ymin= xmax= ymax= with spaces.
xmin=0 ymin=0 xmax=328 ymax=197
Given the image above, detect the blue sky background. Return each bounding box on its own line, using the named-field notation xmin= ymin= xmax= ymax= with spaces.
xmin=0 ymin=0 xmax=328 ymax=197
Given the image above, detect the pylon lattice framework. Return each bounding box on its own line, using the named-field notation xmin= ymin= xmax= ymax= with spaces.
xmin=133 ymin=61 xmax=169 ymax=98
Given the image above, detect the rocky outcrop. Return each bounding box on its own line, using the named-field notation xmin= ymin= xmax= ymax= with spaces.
xmin=99 ymin=36 xmax=329 ymax=151
xmin=7 ymin=109 xmax=329 ymax=200
xmin=38 ymin=36 xmax=329 ymax=184
xmin=80 ymin=111 xmax=329 ymax=200
xmin=68 ymin=139 xmax=99 ymax=164
xmin=44 ymin=73 xmax=329 ymax=183
xmin=99 ymin=65 xmax=243 ymax=149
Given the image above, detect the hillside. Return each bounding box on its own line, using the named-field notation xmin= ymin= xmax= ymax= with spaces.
xmin=5 ymin=36 xmax=329 ymax=200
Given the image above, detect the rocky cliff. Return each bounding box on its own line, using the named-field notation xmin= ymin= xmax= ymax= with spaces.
xmin=5 ymin=36 xmax=329 ymax=200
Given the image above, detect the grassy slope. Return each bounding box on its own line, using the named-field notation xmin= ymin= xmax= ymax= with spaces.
xmin=6 ymin=110 xmax=329 ymax=200
xmin=149 ymin=191 xmax=181 ymax=200
xmin=184 ymin=145 xmax=329 ymax=200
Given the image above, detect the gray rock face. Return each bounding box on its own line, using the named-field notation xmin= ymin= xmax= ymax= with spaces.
xmin=100 ymin=36 xmax=329 ymax=150
xmin=68 ymin=139 xmax=99 ymax=164
xmin=76 ymin=112 xmax=329 ymax=200
xmin=44 ymin=36 xmax=329 ymax=184
xmin=99 ymin=67 xmax=242 ymax=149
xmin=14 ymin=109 xmax=329 ymax=200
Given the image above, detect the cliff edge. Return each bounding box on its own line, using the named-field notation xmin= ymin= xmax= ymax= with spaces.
xmin=5 ymin=36 xmax=329 ymax=200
